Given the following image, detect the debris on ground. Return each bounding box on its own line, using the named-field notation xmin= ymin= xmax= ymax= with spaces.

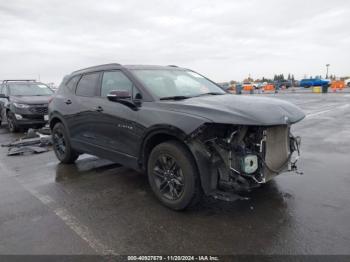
xmin=1 ymin=127 xmax=52 ymax=156
xmin=7 ymin=146 xmax=49 ymax=156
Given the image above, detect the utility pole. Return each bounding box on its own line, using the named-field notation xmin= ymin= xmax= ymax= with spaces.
xmin=326 ymin=64 xmax=330 ymax=79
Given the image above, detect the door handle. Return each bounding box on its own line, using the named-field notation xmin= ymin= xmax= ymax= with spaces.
xmin=95 ymin=106 xmax=104 ymax=112
xmin=65 ymin=99 xmax=72 ymax=105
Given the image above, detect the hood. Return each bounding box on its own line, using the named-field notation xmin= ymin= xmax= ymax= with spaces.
xmin=10 ymin=95 xmax=52 ymax=105
xmin=159 ymin=94 xmax=305 ymax=126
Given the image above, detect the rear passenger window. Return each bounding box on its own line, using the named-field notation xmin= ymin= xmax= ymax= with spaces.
xmin=101 ymin=71 xmax=133 ymax=97
xmin=76 ymin=73 xmax=100 ymax=97
xmin=66 ymin=75 xmax=80 ymax=92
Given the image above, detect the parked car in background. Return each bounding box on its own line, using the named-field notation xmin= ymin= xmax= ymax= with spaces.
xmin=49 ymin=86 xmax=59 ymax=93
xmin=293 ymin=80 xmax=300 ymax=87
xmin=218 ymin=82 xmax=230 ymax=91
xmin=344 ymin=79 xmax=350 ymax=87
xmin=275 ymin=80 xmax=292 ymax=89
xmin=299 ymin=78 xmax=330 ymax=88
xmin=0 ymin=80 xmax=54 ymax=132
xmin=254 ymin=82 xmax=264 ymax=89
xmin=49 ymin=63 xmax=304 ymax=210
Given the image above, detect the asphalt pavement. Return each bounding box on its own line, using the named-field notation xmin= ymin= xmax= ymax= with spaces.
xmin=0 ymin=92 xmax=349 ymax=255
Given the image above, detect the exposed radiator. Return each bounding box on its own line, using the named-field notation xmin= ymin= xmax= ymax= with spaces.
xmin=264 ymin=125 xmax=290 ymax=180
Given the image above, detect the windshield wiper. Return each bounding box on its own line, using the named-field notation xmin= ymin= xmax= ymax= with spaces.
xmin=159 ymin=92 xmax=224 ymax=100
xmin=159 ymin=95 xmax=191 ymax=100
xmin=195 ymin=92 xmax=225 ymax=97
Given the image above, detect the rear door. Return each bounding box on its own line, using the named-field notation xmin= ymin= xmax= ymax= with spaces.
xmin=68 ymin=72 xmax=102 ymax=151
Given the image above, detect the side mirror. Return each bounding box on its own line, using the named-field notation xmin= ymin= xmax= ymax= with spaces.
xmin=0 ymin=94 xmax=9 ymax=99
xmin=107 ymin=90 xmax=131 ymax=102
xmin=107 ymin=90 xmax=141 ymax=110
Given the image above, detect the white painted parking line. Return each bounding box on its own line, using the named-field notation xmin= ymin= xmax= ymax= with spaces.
xmin=306 ymin=104 xmax=349 ymax=119
xmin=0 ymin=162 xmax=119 ymax=256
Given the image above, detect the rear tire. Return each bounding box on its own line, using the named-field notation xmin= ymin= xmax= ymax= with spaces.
xmin=7 ymin=112 xmax=19 ymax=133
xmin=147 ymin=140 xmax=201 ymax=210
xmin=52 ymin=122 xmax=79 ymax=164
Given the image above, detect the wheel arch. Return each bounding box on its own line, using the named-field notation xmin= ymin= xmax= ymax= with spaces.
xmin=49 ymin=113 xmax=66 ymax=129
xmin=49 ymin=114 xmax=72 ymax=137
xmin=139 ymin=124 xmax=217 ymax=196
xmin=139 ymin=125 xmax=192 ymax=170
xmin=49 ymin=117 xmax=62 ymax=129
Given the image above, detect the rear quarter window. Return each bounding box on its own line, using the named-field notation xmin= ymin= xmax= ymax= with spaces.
xmin=66 ymin=75 xmax=81 ymax=92
xmin=76 ymin=73 xmax=100 ymax=97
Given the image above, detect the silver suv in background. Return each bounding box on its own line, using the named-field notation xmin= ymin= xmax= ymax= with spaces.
xmin=0 ymin=80 xmax=54 ymax=132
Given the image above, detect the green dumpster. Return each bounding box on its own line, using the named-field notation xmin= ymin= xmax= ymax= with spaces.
xmin=236 ymin=84 xmax=242 ymax=95
xmin=322 ymin=85 xmax=328 ymax=93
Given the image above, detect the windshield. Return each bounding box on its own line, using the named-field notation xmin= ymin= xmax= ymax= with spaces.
xmin=131 ymin=69 xmax=226 ymax=99
xmin=9 ymin=83 xmax=54 ymax=96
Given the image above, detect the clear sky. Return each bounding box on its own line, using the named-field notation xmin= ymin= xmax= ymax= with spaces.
xmin=0 ymin=0 xmax=349 ymax=84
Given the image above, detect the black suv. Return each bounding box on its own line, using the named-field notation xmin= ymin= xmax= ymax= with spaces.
xmin=0 ymin=80 xmax=54 ymax=132
xmin=49 ymin=64 xmax=304 ymax=210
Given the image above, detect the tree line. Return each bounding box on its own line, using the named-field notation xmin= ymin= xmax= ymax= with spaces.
xmin=228 ymin=73 xmax=338 ymax=84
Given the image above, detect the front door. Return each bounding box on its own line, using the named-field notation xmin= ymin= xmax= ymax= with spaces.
xmin=91 ymin=70 xmax=144 ymax=158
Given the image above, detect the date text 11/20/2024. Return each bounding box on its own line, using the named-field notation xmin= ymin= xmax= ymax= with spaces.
xmin=127 ymin=255 xmax=220 ymax=261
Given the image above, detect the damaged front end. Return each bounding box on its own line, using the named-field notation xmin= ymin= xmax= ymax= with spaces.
xmin=187 ymin=124 xmax=301 ymax=201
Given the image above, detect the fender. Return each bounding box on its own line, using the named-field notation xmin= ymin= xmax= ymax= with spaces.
xmin=138 ymin=124 xmax=189 ymax=167
xmin=49 ymin=111 xmax=71 ymax=136
xmin=186 ymin=140 xmax=217 ymax=196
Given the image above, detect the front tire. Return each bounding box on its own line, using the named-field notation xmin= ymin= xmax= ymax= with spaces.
xmin=52 ymin=122 xmax=79 ymax=164
xmin=147 ymin=140 xmax=201 ymax=210
xmin=7 ymin=112 xmax=19 ymax=133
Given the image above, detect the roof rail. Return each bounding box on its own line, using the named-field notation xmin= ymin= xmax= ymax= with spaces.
xmin=71 ymin=63 xmax=122 ymax=74
xmin=2 ymin=79 xmax=36 ymax=84
xmin=168 ymin=65 xmax=178 ymax=67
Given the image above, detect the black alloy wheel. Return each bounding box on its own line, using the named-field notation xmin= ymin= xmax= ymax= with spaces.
xmin=147 ymin=140 xmax=201 ymax=210
xmin=52 ymin=123 xmax=79 ymax=164
xmin=153 ymin=154 xmax=185 ymax=201
xmin=53 ymin=129 xmax=66 ymax=159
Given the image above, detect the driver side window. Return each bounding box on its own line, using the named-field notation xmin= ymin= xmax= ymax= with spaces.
xmin=101 ymin=71 xmax=133 ymax=98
